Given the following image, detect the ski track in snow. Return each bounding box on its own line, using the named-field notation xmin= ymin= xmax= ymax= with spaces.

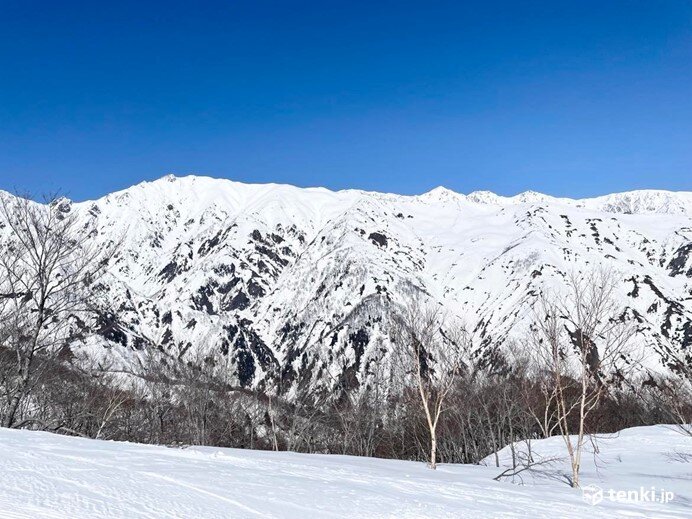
xmin=0 ymin=425 xmax=690 ymax=518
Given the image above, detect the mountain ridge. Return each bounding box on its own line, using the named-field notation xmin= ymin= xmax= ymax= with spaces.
xmin=69 ymin=173 xmax=692 ymax=214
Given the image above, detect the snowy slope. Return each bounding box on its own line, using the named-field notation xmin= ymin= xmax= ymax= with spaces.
xmin=0 ymin=425 xmax=689 ymax=518
xmin=2 ymin=176 xmax=691 ymax=392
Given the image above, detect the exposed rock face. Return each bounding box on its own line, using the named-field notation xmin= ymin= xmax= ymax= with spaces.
xmin=3 ymin=176 xmax=691 ymax=393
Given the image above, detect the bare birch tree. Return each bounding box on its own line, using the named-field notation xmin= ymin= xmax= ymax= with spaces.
xmin=530 ymin=269 xmax=639 ymax=487
xmin=391 ymin=300 xmax=472 ymax=469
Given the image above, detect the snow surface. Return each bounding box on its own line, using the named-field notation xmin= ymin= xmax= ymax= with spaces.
xmin=0 ymin=425 xmax=689 ymax=518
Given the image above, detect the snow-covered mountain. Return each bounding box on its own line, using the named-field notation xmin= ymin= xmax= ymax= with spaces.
xmin=9 ymin=176 xmax=692 ymax=392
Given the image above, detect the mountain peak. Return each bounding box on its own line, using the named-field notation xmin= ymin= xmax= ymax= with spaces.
xmin=419 ymin=186 xmax=463 ymax=203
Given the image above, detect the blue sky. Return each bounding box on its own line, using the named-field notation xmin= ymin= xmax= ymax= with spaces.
xmin=1 ymin=1 xmax=691 ymax=200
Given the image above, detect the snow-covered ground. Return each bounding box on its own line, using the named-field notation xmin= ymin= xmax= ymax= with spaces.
xmin=0 ymin=425 xmax=689 ymax=518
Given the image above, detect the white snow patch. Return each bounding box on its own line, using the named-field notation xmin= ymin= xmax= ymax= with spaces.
xmin=0 ymin=425 xmax=690 ymax=518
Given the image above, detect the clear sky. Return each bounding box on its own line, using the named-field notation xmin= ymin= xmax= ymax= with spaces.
xmin=1 ymin=1 xmax=691 ymax=200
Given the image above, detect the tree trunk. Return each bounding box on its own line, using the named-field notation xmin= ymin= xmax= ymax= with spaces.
xmin=4 ymin=359 xmax=31 ymax=428
xmin=571 ymin=458 xmax=580 ymax=488
xmin=430 ymin=433 xmax=437 ymax=470
xmin=3 ymin=392 xmax=21 ymax=428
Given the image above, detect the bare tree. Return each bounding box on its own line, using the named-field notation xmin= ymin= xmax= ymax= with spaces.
xmin=646 ymin=339 xmax=692 ymax=437
xmin=391 ymin=300 xmax=472 ymax=469
xmin=530 ymin=269 xmax=639 ymax=487
xmin=661 ymin=377 xmax=692 ymax=437
xmin=0 ymin=193 xmax=114 ymax=429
